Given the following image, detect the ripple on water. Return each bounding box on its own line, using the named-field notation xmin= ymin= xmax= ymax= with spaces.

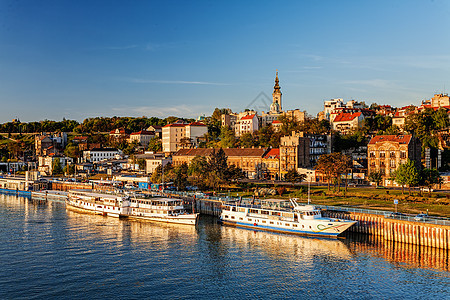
xmin=0 ymin=196 xmax=448 ymax=299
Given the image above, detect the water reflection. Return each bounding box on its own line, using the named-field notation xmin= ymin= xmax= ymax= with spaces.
xmin=345 ymin=233 xmax=449 ymax=272
xmin=2 ymin=195 xmax=449 ymax=274
xmin=65 ymin=208 xmax=198 ymax=249
xmin=220 ymin=225 xmax=352 ymax=261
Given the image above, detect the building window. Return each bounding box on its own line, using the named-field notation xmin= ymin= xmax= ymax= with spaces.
xmin=390 ymin=159 xmax=396 ymax=168
xmin=400 ymin=151 xmax=406 ymax=159
xmin=390 ymin=152 xmax=396 ymax=158
xmin=380 ymin=151 xmax=385 ymax=158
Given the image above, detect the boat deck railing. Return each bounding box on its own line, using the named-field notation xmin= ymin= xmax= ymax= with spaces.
xmin=141 ymin=188 xmax=450 ymax=226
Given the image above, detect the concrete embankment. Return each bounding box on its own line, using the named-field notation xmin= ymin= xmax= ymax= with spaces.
xmin=325 ymin=210 xmax=450 ymax=250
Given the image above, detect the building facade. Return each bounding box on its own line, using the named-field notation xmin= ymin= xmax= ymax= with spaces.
xmin=261 ymin=148 xmax=280 ymax=180
xmin=83 ymin=148 xmax=121 ymax=163
xmin=367 ymin=135 xmax=421 ymax=185
xmin=280 ymin=132 xmax=310 ymax=178
xmin=162 ymin=121 xmax=208 ymax=153
xmin=128 ymin=130 xmax=155 ymax=147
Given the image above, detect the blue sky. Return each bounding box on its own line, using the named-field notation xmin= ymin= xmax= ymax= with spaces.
xmin=1 ymin=0 xmax=449 ymax=123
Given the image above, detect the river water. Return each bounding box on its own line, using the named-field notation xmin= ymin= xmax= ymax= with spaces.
xmin=0 ymin=194 xmax=448 ymax=299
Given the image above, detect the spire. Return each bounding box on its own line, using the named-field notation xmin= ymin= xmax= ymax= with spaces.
xmin=274 ymin=70 xmax=281 ymax=93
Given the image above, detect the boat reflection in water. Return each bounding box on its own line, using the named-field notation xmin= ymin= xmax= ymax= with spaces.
xmin=220 ymin=224 xmax=353 ymax=261
xmin=345 ymin=233 xmax=449 ymax=272
xmin=65 ymin=208 xmax=198 ymax=249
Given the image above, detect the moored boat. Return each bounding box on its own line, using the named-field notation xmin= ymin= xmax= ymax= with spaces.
xmin=67 ymin=189 xmax=198 ymax=225
xmin=219 ymin=198 xmax=356 ymax=237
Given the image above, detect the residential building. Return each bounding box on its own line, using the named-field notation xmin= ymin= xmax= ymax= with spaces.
xmin=162 ymin=121 xmax=207 ymax=153
xmin=261 ymin=148 xmax=280 ymax=180
xmin=331 ymin=112 xmax=365 ymax=134
xmin=35 ymin=132 xmax=67 ymax=156
xmin=128 ymin=130 xmax=155 ymax=147
xmin=109 ymin=128 xmax=130 ymax=139
xmin=272 ymin=120 xmax=282 ymax=132
xmin=238 ymin=114 xmax=259 ymax=136
xmin=221 ymin=112 xmax=238 ymax=129
xmin=144 ymin=153 xmax=171 ymax=175
xmin=422 ymin=93 xmax=450 ymax=108
xmin=392 ymin=105 xmax=416 ymax=130
xmin=280 ymin=132 xmax=310 ymax=178
xmin=82 ymin=148 xmax=121 ymax=163
xmin=146 ymin=125 xmax=162 ymax=138
xmin=304 ymin=133 xmax=331 ymax=166
xmin=367 ymin=135 xmax=421 ymax=185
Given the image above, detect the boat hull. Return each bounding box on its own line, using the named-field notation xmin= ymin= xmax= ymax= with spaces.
xmin=127 ymin=214 xmax=198 ymax=225
xmin=220 ymin=219 xmax=355 ymax=237
xmin=66 ymin=201 xmax=127 ymax=218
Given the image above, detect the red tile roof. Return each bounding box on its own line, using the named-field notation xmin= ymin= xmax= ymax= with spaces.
xmin=263 ymin=148 xmax=279 ymax=159
xmin=163 ymin=123 xmax=186 ymax=128
xmin=333 ymin=112 xmax=362 ymax=122
xmin=187 ymin=122 xmax=206 ymax=126
xmin=241 ymin=114 xmax=256 ymax=120
xmin=368 ymin=135 xmax=412 ymax=145
xmin=173 ymin=148 xmax=267 ymax=157
xmin=130 ymin=130 xmax=155 ymax=135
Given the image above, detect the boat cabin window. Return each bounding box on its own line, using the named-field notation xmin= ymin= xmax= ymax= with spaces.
xmin=238 ymin=208 xmax=246 ymax=212
xmin=249 ymin=209 xmax=259 ymax=214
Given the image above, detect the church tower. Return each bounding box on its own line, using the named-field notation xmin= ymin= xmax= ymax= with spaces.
xmin=270 ymin=70 xmax=282 ymax=113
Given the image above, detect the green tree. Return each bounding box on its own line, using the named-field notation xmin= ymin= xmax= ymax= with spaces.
xmin=368 ymin=171 xmax=383 ymax=188
xmin=147 ymin=137 xmax=162 ymax=152
xmin=226 ymin=164 xmax=245 ymax=182
xmin=328 ymin=152 xmax=351 ymax=192
xmin=239 ymin=132 xmax=256 ymax=148
xmin=64 ymin=144 xmax=80 ymax=160
xmin=420 ymin=168 xmax=441 ymax=196
xmin=63 ymin=163 xmax=75 ymax=176
xmin=392 ymin=165 xmax=407 ymax=194
xmin=188 ymin=156 xmax=209 ymax=189
xmin=208 ymin=148 xmax=228 ymax=190
xmin=285 ymin=169 xmax=306 ymax=185
xmin=315 ymin=154 xmax=333 ymax=191
xmin=219 ymin=126 xmax=236 ymax=148
xmin=137 ymin=158 xmax=146 ymax=171
xmin=52 ymin=158 xmax=63 ymax=175
xmin=173 ymin=163 xmax=189 ymax=190
xmin=395 ymin=159 xmax=420 ymax=195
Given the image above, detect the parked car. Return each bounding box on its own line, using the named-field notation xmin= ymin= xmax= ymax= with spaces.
xmin=414 ymin=213 xmax=429 ymax=221
xmin=347 ymin=183 xmax=357 ymax=187
xmin=386 ymin=212 xmax=406 ymax=218
xmin=420 ymin=187 xmax=434 ymax=192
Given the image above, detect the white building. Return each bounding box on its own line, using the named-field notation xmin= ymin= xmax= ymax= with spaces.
xmin=128 ymin=130 xmax=155 ymax=147
xmin=83 ymin=148 xmax=121 ymax=163
xmin=162 ymin=121 xmax=208 ymax=153
xmin=238 ymin=114 xmax=259 ymax=136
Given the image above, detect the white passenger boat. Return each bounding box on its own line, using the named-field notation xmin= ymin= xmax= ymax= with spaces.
xmin=219 ymin=198 xmax=356 ymax=237
xmin=67 ymin=189 xmax=198 ymax=225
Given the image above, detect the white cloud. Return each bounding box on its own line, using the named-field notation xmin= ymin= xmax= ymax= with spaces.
xmin=122 ymin=78 xmax=230 ymax=86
